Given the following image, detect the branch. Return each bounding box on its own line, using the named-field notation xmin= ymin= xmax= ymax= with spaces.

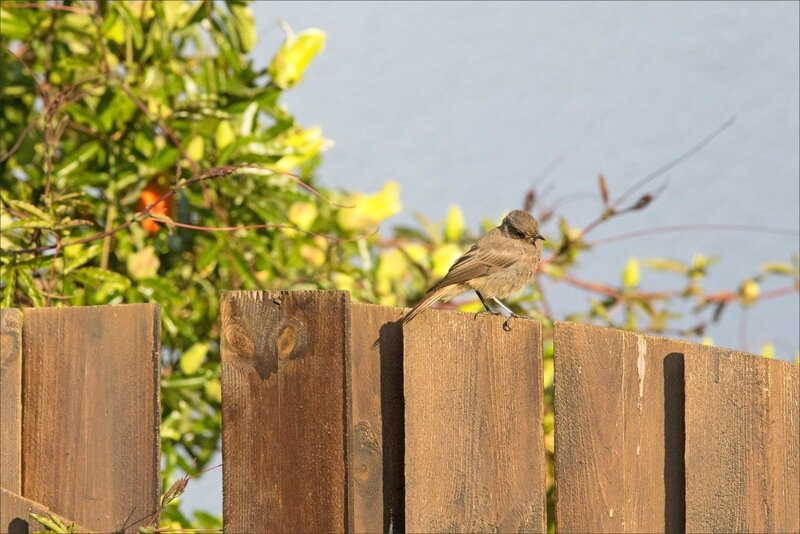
xmin=6 ymin=164 xmax=356 ymax=255
xmin=590 ymin=224 xmax=799 ymax=245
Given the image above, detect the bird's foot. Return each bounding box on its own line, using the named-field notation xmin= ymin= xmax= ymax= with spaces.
xmin=502 ymin=313 xmax=524 ymax=332
xmin=473 ymin=310 xmax=503 ymax=321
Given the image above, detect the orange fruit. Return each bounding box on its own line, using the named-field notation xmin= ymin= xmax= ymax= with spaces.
xmin=137 ymin=178 xmax=174 ymax=235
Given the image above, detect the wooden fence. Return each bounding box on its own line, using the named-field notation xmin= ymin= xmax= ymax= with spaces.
xmin=0 ymin=305 xmax=161 ymax=533
xmin=1 ymin=291 xmax=798 ymax=533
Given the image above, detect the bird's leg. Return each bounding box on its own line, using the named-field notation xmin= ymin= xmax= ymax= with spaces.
xmin=475 ymin=291 xmax=501 ymax=315
xmin=491 ymin=297 xmax=522 ymax=331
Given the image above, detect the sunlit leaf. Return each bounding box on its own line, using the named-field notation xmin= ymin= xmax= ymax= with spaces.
xmin=180 ymin=342 xmax=208 ymax=375
xmin=268 ymin=26 xmax=326 ymax=89
xmin=444 ymin=205 xmax=465 ymax=242
xmin=622 ymin=258 xmax=640 ymax=289
xmin=338 ymin=181 xmax=402 ymax=231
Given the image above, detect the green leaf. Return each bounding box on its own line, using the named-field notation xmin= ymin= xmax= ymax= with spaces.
xmin=643 ymin=258 xmax=688 ymax=274
xmin=54 ymin=141 xmax=101 ymax=178
xmin=760 ymin=262 xmax=795 ymax=276
xmin=64 ymin=243 xmax=102 ymax=273
xmin=71 ymin=267 xmax=131 ymax=291
xmin=229 ymin=2 xmax=257 ymax=53
xmin=0 ymin=8 xmax=32 ymax=40
xmin=113 ymin=2 xmax=144 ymax=49
xmin=179 ymin=342 xmax=208 ymax=375
xmin=3 ymin=199 xmax=52 ymax=222
xmin=16 ymin=268 xmax=44 ymax=307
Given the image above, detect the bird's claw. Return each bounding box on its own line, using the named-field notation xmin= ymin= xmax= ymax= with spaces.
xmin=502 ymin=313 xmax=524 ymax=331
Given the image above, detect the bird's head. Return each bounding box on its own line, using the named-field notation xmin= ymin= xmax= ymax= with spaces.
xmin=502 ymin=210 xmax=546 ymax=244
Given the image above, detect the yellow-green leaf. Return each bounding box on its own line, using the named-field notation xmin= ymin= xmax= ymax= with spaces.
xmin=268 ymin=26 xmax=326 ymax=89
xmin=204 ymin=378 xmax=222 ymax=403
xmin=186 ymin=135 xmax=204 ymax=162
xmin=643 ymin=258 xmax=687 ymax=274
xmin=431 ymin=243 xmax=463 ymax=279
xmin=444 ymin=205 xmax=465 ymax=242
xmin=179 ymin=342 xmax=208 ymax=375
xmin=287 ymin=201 xmax=318 ymax=230
xmin=71 ymin=267 xmax=131 ymax=291
xmin=337 ymin=181 xmax=402 ymax=231
xmin=230 ymin=3 xmax=256 ymax=53
xmin=215 ymin=120 xmax=235 ymax=150
xmin=622 ymin=258 xmax=640 ymax=289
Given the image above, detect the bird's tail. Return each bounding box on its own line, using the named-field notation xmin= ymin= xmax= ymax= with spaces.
xmin=401 ymin=285 xmax=460 ymax=326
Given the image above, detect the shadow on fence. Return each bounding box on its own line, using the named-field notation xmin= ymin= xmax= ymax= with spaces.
xmin=1 ymin=291 xmax=798 ymax=533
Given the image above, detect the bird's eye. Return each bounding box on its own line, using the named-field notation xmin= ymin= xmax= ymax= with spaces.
xmin=510 ymin=227 xmax=525 ymax=239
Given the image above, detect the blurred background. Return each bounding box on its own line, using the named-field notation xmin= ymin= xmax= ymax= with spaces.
xmin=180 ymin=0 xmax=798 ymax=515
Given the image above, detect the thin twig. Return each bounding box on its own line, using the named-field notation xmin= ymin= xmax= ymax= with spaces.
xmin=612 ymin=116 xmax=736 ymax=209
xmin=590 ymin=224 xmax=799 ymax=245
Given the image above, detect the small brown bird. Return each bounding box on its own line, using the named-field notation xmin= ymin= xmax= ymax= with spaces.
xmin=402 ymin=210 xmax=545 ymax=329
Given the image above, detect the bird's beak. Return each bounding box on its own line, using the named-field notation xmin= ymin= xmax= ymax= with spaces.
xmin=535 ymin=234 xmax=546 ymax=241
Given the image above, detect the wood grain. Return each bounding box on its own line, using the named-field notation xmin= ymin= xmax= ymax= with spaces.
xmin=553 ymin=321 xmax=688 ymax=533
xmin=348 ymin=303 xmax=405 ymax=533
xmin=220 ymin=290 xmax=350 ymax=533
xmin=22 ymin=304 xmax=161 ymax=533
xmin=684 ymin=348 xmax=799 ymax=533
xmin=1 ymin=487 xmax=91 ymax=534
xmin=403 ymin=309 xmax=546 ymax=533
xmin=1 ymin=308 xmax=22 ymax=493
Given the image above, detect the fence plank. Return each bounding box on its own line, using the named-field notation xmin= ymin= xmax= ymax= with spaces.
xmin=348 ymin=303 xmax=405 ymax=533
xmin=553 ymin=321 xmax=688 ymax=533
xmin=1 ymin=308 xmax=22 ymax=493
xmin=404 ymin=309 xmax=546 ymax=533
xmin=684 ymin=349 xmax=800 ymax=533
xmin=1 ymin=488 xmax=91 ymax=534
xmin=22 ymin=304 xmax=161 ymax=533
xmin=220 ymin=290 xmax=349 ymax=533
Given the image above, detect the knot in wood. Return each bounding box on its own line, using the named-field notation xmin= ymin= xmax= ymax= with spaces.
xmin=277 ymin=324 xmax=298 ymax=360
xmin=222 ymin=322 xmax=255 ymax=364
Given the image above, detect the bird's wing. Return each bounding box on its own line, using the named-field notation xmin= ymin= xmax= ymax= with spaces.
xmin=430 ymin=238 xmax=519 ymax=291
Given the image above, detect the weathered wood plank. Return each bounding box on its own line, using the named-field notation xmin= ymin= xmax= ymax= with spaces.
xmin=22 ymin=304 xmax=161 ymax=533
xmin=553 ymin=321 xmax=687 ymax=533
xmin=220 ymin=290 xmax=349 ymax=533
xmin=1 ymin=488 xmax=92 ymax=534
xmin=348 ymin=303 xmax=405 ymax=533
xmin=684 ymin=348 xmax=800 ymax=533
xmin=1 ymin=308 xmax=22 ymax=493
xmin=404 ymin=309 xmax=546 ymax=533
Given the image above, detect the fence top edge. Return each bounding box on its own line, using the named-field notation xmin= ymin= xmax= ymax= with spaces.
xmin=554 ymin=320 xmax=797 ymax=367
xmin=20 ymin=302 xmax=160 ymax=315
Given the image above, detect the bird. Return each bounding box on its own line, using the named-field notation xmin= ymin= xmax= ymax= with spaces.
xmin=401 ymin=209 xmax=545 ymax=330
